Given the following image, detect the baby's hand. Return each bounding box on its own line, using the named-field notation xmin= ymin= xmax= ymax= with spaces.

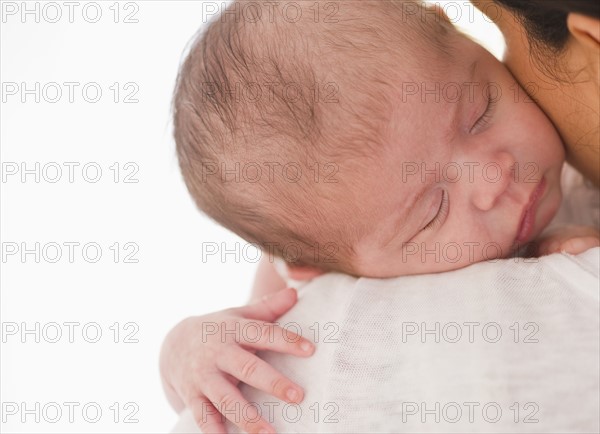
xmin=535 ymin=225 xmax=600 ymax=256
xmin=159 ymin=287 xmax=315 ymax=434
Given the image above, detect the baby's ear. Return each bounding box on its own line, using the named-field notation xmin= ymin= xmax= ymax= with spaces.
xmin=567 ymin=13 xmax=600 ymax=49
xmin=285 ymin=262 xmax=325 ymax=281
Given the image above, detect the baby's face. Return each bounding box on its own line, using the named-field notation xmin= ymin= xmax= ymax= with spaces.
xmin=344 ymin=33 xmax=565 ymax=277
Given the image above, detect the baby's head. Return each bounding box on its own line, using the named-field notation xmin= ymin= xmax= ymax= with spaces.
xmin=173 ymin=0 xmax=565 ymax=278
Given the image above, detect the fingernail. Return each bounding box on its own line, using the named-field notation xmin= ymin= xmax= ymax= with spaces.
xmin=300 ymin=341 xmax=313 ymax=352
xmin=570 ymin=238 xmax=591 ymax=252
xmin=286 ymin=388 xmax=299 ymax=401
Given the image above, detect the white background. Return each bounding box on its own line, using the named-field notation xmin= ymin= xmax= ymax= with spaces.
xmin=1 ymin=1 xmax=503 ymax=432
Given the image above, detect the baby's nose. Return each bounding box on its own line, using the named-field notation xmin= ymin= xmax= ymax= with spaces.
xmin=469 ymin=151 xmax=515 ymax=211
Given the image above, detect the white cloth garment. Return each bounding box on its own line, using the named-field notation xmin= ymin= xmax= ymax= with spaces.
xmin=173 ymin=248 xmax=599 ymax=433
xmin=171 ymin=165 xmax=600 ymax=433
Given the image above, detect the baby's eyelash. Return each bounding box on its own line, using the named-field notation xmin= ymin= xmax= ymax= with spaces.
xmin=471 ymin=96 xmax=497 ymax=133
xmin=422 ymin=190 xmax=449 ymax=231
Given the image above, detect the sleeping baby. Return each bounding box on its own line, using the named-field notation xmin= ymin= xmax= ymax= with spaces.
xmin=162 ymin=1 xmax=600 ymax=432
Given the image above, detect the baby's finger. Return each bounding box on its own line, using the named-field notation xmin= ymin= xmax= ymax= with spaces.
xmin=559 ymin=236 xmax=600 ymax=255
xmin=189 ymin=396 xmax=227 ymax=434
xmin=236 ymin=287 xmax=297 ymax=321
xmin=217 ymin=345 xmax=304 ymax=404
xmin=204 ymin=377 xmax=276 ymax=434
xmin=238 ymin=319 xmax=315 ymax=357
xmin=535 ymin=238 xmax=561 ymax=256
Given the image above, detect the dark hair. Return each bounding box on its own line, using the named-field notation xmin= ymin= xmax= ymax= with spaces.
xmin=494 ymin=0 xmax=600 ymax=51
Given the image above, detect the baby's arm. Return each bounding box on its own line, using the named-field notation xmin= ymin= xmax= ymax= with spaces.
xmin=250 ymin=253 xmax=329 ymax=303
xmin=248 ymin=255 xmax=288 ymax=302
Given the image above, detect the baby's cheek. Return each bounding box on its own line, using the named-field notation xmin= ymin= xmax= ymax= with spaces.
xmin=520 ymin=99 xmax=565 ymax=165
